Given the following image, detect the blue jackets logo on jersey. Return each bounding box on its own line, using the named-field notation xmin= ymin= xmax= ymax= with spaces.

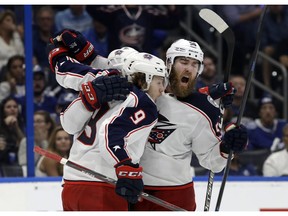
xmin=148 ymin=114 xmax=176 ymax=148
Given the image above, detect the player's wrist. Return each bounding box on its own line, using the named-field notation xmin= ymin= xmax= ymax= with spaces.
xmin=80 ymin=93 xmax=96 ymax=112
xmin=220 ymin=149 xmax=234 ymax=159
xmin=80 ymin=81 xmax=101 ymax=111
xmin=47 ymin=45 xmax=69 ymax=72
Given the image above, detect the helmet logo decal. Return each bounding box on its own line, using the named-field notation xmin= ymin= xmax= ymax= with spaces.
xmin=189 ymin=41 xmax=197 ymax=47
xmin=115 ymin=50 xmax=124 ymax=55
xmin=175 ymin=47 xmax=186 ymax=52
xmin=143 ymin=53 xmax=153 ymax=60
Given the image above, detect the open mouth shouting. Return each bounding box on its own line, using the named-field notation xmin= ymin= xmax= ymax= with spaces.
xmin=180 ymin=75 xmax=190 ymax=86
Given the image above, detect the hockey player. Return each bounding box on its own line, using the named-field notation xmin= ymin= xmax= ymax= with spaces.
xmin=49 ymin=46 xmax=168 ymax=210
xmin=48 ymin=29 xmax=247 ymax=211
xmin=129 ymin=39 xmax=248 ymax=211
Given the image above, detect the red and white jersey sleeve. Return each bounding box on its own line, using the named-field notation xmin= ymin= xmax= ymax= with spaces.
xmin=60 ymin=96 xmax=94 ymax=135
xmin=55 ymin=56 xmax=110 ymax=91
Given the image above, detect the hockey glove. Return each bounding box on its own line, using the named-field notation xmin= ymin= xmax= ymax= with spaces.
xmin=199 ymin=82 xmax=236 ymax=108
xmin=115 ymin=160 xmax=144 ymax=204
xmin=47 ymin=42 xmax=69 ymax=72
xmin=199 ymin=82 xmax=235 ymax=97
xmin=220 ymin=123 xmax=248 ymax=158
xmin=53 ymin=29 xmax=97 ymax=65
xmin=80 ymin=71 xmax=131 ymax=111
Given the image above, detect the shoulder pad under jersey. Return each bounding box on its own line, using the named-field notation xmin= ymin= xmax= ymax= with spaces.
xmin=179 ymin=92 xmax=221 ymax=126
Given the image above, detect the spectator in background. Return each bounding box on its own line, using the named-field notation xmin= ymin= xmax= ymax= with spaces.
xmin=54 ymin=5 xmax=92 ymax=34
xmin=262 ymin=124 xmax=288 ymax=176
xmin=261 ymin=5 xmax=288 ymax=90
xmin=36 ymin=126 xmax=72 ymax=177
xmin=246 ymin=97 xmax=287 ymax=150
xmin=213 ymin=154 xmax=257 ymax=176
xmin=18 ymin=110 xmax=56 ymax=176
xmin=17 ymin=65 xmax=58 ymax=117
xmin=217 ymin=5 xmax=263 ymax=75
xmin=0 ymin=55 xmax=25 ymax=102
xmin=88 ymin=5 xmax=179 ymax=54
xmin=223 ymin=75 xmax=258 ymax=126
xmin=0 ymin=9 xmax=24 ymax=73
xmin=33 ymin=6 xmax=56 ymax=86
xmin=82 ymin=18 xmax=109 ymax=57
xmin=0 ymin=96 xmax=25 ymax=165
xmin=196 ymin=54 xmax=221 ymax=89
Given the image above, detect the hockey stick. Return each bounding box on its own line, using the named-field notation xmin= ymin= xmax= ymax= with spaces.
xmin=203 ymin=170 xmax=214 ymax=211
xmin=199 ymin=8 xmax=235 ymax=211
xmin=214 ymin=6 xmax=268 ymax=211
xmin=199 ymin=8 xmax=235 ymax=83
xmin=34 ymin=146 xmax=186 ymax=211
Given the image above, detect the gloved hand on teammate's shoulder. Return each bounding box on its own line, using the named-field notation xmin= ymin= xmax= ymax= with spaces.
xmin=51 ymin=28 xmax=97 ymax=65
xmin=115 ymin=159 xmax=144 ymax=204
xmin=80 ymin=70 xmax=132 ymax=111
xmin=198 ymin=82 xmax=236 ymax=108
xmin=220 ymin=123 xmax=248 ymax=158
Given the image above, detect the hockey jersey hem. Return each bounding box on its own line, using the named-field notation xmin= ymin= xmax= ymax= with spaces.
xmin=144 ymin=182 xmax=193 ymax=191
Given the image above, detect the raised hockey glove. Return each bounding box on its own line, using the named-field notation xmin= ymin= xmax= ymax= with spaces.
xmin=53 ymin=29 xmax=97 ymax=65
xmin=220 ymin=123 xmax=248 ymax=158
xmin=80 ymin=71 xmax=131 ymax=111
xmin=115 ymin=160 xmax=144 ymax=204
xmin=47 ymin=42 xmax=69 ymax=72
xmin=198 ymin=82 xmax=236 ymax=108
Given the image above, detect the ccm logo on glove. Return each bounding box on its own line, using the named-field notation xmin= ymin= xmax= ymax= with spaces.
xmin=116 ymin=165 xmax=143 ymax=179
xmin=117 ymin=171 xmax=142 ymax=178
xmin=82 ymin=83 xmax=96 ymax=102
xmin=83 ymin=43 xmax=94 ymax=58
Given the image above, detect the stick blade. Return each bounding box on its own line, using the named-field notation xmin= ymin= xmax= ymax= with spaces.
xmin=199 ymin=8 xmax=228 ymax=33
xmin=34 ymin=146 xmax=62 ymax=163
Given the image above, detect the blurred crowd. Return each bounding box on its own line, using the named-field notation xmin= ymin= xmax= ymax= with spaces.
xmin=0 ymin=5 xmax=288 ymax=178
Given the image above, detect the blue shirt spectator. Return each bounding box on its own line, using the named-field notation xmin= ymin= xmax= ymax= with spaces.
xmin=247 ymin=97 xmax=287 ymax=150
xmin=82 ymin=19 xmax=109 ymax=57
xmin=55 ymin=5 xmax=92 ymax=34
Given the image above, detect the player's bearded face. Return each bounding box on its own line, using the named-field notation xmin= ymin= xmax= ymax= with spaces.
xmin=169 ymin=57 xmax=199 ymax=98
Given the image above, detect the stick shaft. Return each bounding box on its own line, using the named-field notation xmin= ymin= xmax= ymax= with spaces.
xmin=199 ymin=8 xmax=235 ymax=211
xmin=204 ymin=171 xmax=214 ymax=211
xmin=215 ymin=6 xmax=268 ymax=211
xmin=34 ymin=146 xmax=186 ymax=211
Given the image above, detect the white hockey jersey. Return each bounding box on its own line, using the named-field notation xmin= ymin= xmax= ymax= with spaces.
xmin=52 ymin=55 xmax=227 ymax=186
xmin=140 ymin=93 xmax=227 ymax=186
xmin=53 ymin=56 xmax=158 ymax=182
xmin=61 ymin=86 xmax=158 ymax=182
